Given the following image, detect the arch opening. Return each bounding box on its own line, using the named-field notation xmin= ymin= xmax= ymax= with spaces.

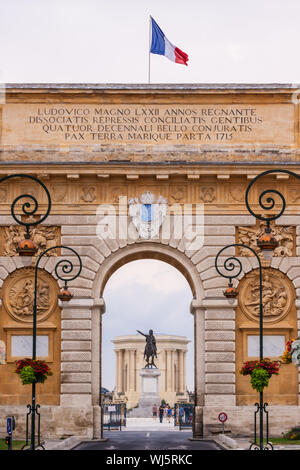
xmin=100 ymin=256 xmax=195 ymax=422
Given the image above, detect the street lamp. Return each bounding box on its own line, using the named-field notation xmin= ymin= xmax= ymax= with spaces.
xmin=215 ymin=244 xmax=271 ymax=450
xmin=0 ymin=175 xmax=82 ymax=450
xmin=215 ymin=168 xmax=300 ymax=450
xmin=28 ymin=245 xmax=82 ymax=450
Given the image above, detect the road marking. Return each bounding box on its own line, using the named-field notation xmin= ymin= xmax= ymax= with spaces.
xmin=146 ymin=432 xmax=150 ymax=437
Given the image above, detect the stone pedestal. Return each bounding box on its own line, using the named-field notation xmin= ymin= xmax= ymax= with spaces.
xmin=129 ymin=368 xmax=161 ymax=417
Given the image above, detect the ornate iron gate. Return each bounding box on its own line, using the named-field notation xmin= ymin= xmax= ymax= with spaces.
xmin=174 ymin=403 xmax=194 ymax=430
xmin=102 ymin=403 xmax=127 ymax=431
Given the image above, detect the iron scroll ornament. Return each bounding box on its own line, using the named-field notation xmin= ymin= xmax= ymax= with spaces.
xmin=214 ymin=243 xmax=261 ymax=284
xmin=214 ymin=243 xmax=263 ymax=361
xmin=245 ymin=169 xmax=300 ymax=229
xmin=0 ymin=174 xmax=51 ymax=236
xmin=32 ymin=245 xmax=82 ymax=359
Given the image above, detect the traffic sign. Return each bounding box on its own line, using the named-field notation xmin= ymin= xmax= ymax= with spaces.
xmin=218 ymin=412 xmax=228 ymax=423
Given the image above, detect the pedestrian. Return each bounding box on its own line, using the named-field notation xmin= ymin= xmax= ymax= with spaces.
xmin=179 ymin=404 xmax=184 ymax=424
xmin=152 ymin=403 xmax=158 ymax=421
xmin=159 ymin=404 xmax=164 ymax=423
xmin=167 ymin=405 xmax=172 ymax=423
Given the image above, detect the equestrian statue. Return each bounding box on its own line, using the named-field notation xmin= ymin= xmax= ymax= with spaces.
xmin=137 ymin=329 xmax=157 ymax=368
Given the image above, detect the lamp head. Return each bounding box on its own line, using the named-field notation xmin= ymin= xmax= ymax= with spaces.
xmin=257 ymin=228 xmax=278 ymax=260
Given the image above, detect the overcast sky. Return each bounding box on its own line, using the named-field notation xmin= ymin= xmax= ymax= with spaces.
xmin=1 ymin=0 xmax=300 ymax=83
xmin=102 ymin=260 xmax=193 ymax=391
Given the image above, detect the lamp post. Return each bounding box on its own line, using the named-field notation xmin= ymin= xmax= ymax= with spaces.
xmin=0 ymin=175 xmax=82 ymax=450
xmin=28 ymin=245 xmax=82 ymax=451
xmin=215 ymin=244 xmax=270 ymax=450
xmin=214 ymin=168 xmax=298 ymax=449
xmin=215 ymin=168 xmax=300 ymax=449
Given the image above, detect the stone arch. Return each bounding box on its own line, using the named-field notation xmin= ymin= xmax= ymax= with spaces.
xmin=92 ymin=242 xmax=205 ymax=300
xmin=90 ymin=241 xmax=205 ymax=438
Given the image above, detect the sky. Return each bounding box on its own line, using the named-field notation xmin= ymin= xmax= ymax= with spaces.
xmin=1 ymin=0 xmax=300 ymax=84
xmin=102 ymin=260 xmax=193 ymax=391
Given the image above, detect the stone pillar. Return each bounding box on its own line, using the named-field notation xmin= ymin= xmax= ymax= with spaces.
xmin=129 ymin=349 xmax=135 ymax=391
xmin=118 ymin=349 xmax=124 ymax=393
xmin=178 ymin=349 xmax=184 ymax=393
xmin=115 ymin=349 xmax=120 ymax=392
xmin=59 ymin=297 xmax=104 ymax=440
xmin=60 ymin=298 xmax=93 ymax=409
xmin=183 ymin=351 xmax=186 ymax=393
xmin=190 ymin=300 xmax=205 ymax=438
xmin=92 ymin=298 xmax=106 ymax=439
xmin=203 ymin=299 xmax=236 ymax=408
xmin=166 ymin=350 xmax=172 ymax=392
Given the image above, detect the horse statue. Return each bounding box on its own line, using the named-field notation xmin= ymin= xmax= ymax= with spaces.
xmin=137 ymin=329 xmax=157 ymax=368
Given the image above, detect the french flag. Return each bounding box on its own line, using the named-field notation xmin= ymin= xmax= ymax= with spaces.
xmin=150 ymin=16 xmax=189 ymax=66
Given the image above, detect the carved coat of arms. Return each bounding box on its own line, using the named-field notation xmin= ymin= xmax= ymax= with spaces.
xmin=128 ymin=191 xmax=167 ymax=239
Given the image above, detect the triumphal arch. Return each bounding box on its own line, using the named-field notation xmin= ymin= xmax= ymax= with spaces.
xmin=0 ymin=83 xmax=300 ymax=439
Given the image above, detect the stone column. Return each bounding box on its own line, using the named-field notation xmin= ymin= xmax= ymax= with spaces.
xmin=92 ymin=298 xmax=106 ymax=439
xmin=115 ymin=349 xmax=120 ymax=392
xmin=166 ymin=350 xmax=172 ymax=392
xmin=118 ymin=349 xmax=124 ymax=393
xmin=128 ymin=349 xmax=135 ymax=391
xmin=59 ymin=297 xmax=105 ymax=440
xmin=190 ymin=300 xmax=205 ymax=438
xmin=183 ymin=351 xmax=186 ymax=393
xmin=60 ymin=298 xmax=93 ymax=408
xmin=178 ymin=349 xmax=184 ymax=393
xmin=203 ymin=299 xmax=236 ymax=408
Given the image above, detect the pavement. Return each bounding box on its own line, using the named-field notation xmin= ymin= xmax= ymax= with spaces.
xmin=39 ymin=418 xmax=300 ymax=451
xmin=41 ymin=435 xmax=300 ymax=451
xmin=123 ymin=417 xmax=180 ymax=432
xmin=74 ymin=431 xmax=223 ymax=450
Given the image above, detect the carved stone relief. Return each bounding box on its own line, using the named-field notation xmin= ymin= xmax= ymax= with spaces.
xmin=0 ymin=187 xmax=8 ymax=202
xmin=2 ymin=267 xmax=57 ymax=323
xmin=228 ymin=184 xmax=244 ymax=203
xmin=50 ymin=184 xmax=67 ymax=202
xmin=199 ymin=186 xmax=216 ymax=203
xmin=169 ymin=187 xmax=186 ymax=203
xmin=239 ymin=268 xmax=293 ymax=324
xmin=237 ymin=220 xmax=295 ymax=258
xmin=1 ymin=225 xmax=60 ymax=257
xmin=80 ymin=186 xmax=96 ymax=203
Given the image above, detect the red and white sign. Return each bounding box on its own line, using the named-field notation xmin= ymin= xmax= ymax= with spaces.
xmin=218 ymin=412 xmax=228 ymax=423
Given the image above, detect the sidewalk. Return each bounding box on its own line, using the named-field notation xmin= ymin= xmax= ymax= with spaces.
xmin=123 ymin=417 xmax=182 ymax=432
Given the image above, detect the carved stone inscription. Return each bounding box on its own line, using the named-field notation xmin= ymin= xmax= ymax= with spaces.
xmin=1 ymin=104 xmax=294 ymax=146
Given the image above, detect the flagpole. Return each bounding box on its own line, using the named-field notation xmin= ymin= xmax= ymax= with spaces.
xmin=148 ymin=15 xmax=151 ymax=84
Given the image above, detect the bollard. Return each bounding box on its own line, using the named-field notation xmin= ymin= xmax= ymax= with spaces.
xmin=6 ymin=416 xmax=15 ymax=451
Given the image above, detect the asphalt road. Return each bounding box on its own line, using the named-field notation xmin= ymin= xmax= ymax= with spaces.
xmin=74 ymin=431 xmax=223 ymax=450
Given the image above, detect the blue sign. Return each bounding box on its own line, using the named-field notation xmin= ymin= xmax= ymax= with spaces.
xmin=7 ymin=417 xmax=12 ymax=435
